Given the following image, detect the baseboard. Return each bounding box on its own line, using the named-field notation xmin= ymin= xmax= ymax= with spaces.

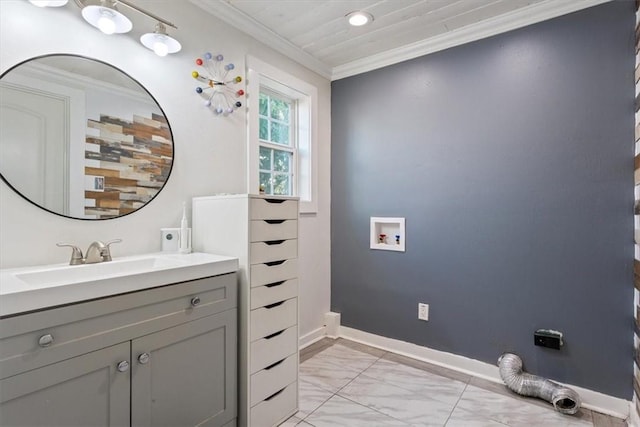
xmin=299 ymin=326 xmax=326 ymax=349
xmin=339 ymin=326 xmax=630 ymax=420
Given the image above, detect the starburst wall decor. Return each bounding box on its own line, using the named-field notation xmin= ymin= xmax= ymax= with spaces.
xmin=191 ymin=52 xmax=244 ymax=115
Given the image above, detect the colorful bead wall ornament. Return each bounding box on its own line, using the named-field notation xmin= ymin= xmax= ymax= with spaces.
xmin=191 ymin=52 xmax=244 ymax=115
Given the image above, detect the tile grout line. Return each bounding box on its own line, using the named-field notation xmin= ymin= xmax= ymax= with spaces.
xmin=297 ymin=344 xmax=389 ymax=426
xmin=327 ymin=350 xmax=417 ymax=425
xmin=442 ymin=381 xmax=470 ymax=426
xmin=334 ymin=393 xmax=413 ymax=426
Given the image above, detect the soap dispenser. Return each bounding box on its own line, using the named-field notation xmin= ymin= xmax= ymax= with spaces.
xmin=179 ymin=202 xmax=192 ymax=254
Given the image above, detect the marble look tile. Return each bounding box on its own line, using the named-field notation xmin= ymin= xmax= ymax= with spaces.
xmin=445 ymin=407 xmax=509 ymax=427
xmin=338 ymin=373 xmax=456 ymax=426
xmin=311 ymin=343 xmax=381 ymax=372
xmin=299 ymin=355 xmax=362 ymax=393
xmin=361 ymin=358 xmax=467 ymax=405
xmin=382 ymin=352 xmax=471 ymax=384
xmin=467 ymin=377 xmax=594 ymax=423
xmin=304 ymin=395 xmax=410 ymax=427
xmin=297 ymin=379 xmax=334 ymax=418
xmin=300 ymin=338 xmax=337 ymax=363
xmin=455 ymin=385 xmax=592 ymax=427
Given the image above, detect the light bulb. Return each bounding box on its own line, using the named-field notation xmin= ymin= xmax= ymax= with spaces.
xmin=153 ymin=37 xmax=169 ymax=57
xmin=97 ymin=10 xmax=116 ymax=34
xmin=153 ymin=42 xmax=169 ymax=57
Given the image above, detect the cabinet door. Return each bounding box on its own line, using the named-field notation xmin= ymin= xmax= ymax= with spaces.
xmin=131 ymin=309 xmax=237 ymax=427
xmin=0 ymin=342 xmax=130 ymax=427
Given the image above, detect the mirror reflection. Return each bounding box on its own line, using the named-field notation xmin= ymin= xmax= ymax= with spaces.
xmin=0 ymin=54 xmax=174 ymax=220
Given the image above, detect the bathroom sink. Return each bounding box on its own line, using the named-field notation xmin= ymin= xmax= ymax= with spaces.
xmin=0 ymin=252 xmax=238 ymax=317
xmin=15 ymin=256 xmax=185 ymax=287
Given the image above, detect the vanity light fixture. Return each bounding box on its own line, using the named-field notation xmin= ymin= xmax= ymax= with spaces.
xmin=27 ymin=0 xmax=182 ymax=56
xmin=346 ymin=11 xmax=373 ymax=27
xmin=140 ymin=22 xmax=182 ymax=57
xmin=28 ymin=0 xmax=68 ymax=6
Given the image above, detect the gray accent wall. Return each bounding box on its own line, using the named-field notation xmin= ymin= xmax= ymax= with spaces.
xmin=331 ymin=1 xmax=634 ymax=399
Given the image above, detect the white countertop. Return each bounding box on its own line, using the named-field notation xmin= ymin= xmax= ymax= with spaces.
xmin=0 ymin=252 xmax=238 ymax=317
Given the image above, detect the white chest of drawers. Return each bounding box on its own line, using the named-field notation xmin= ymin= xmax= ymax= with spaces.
xmin=192 ymin=194 xmax=299 ymax=427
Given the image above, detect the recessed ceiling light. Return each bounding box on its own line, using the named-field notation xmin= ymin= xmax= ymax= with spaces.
xmin=347 ymin=11 xmax=373 ymax=27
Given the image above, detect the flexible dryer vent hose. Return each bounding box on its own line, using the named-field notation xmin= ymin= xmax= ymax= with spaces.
xmin=497 ymin=353 xmax=581 ymax=415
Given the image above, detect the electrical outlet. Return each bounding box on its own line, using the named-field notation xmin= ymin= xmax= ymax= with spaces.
xmin=418 ymin=303 xmax=429 ymax=321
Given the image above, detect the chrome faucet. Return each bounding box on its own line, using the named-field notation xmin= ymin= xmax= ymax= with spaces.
xmin=57 ymin=239 xmax=122 ymax=265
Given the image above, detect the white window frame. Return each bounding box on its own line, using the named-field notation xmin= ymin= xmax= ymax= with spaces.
xmin=258 ymin=88 xmax=296 ymax=196
xmin=247 ymin=56 xmax=318 ymax=213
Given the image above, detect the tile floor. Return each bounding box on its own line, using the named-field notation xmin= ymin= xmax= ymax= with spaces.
xmin=280 ymin=338 xmax=627 ymax=427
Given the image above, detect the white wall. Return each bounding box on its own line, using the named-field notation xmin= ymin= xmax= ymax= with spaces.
xmin=0 ymin=0 xmax=331 ymax=340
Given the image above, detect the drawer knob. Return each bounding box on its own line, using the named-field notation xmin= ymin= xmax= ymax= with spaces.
xmin=190 ymin=296 xmax=201 ymax=307
xmin=138 ymin=352 xmax=150 ymax=364
xmin=38 ymin=334 xmax=54 ymax=347
xmin=116 ymin=360 xmax=130 ymax=372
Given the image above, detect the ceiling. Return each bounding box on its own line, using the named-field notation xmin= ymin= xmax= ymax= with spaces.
xmin=191 ymin=0 xmax=610 ymax=80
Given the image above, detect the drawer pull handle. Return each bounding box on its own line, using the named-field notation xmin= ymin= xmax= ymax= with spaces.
xmin=265 ymin=359 xmax=285 ymax=370
xmin=264 ymin=219 xmax=285 ymax=224
xmin=38 ymin=334 xmax=54 ymax=347
xmin=264 ymin=240 xmax=285 ymax=246
xmin=265 ymin=387 xmax=286 ymax=401
xmin=265 ymin=281 xmax=285 ymax=288
xmin=264 ymin=198 xmax=286 ymax=204
xmin=264 ymin=329 xmax=285 ymax=339
xmin=191 ymin=296 xmax=201 ymax=307
xmin=264 ymin=301 xmax=285 ymax=309
xmin=138 ymin=352 xmax=150 ymax=364
xmin=265 ymin=260 xmax=285 ymax=266
xmin=117 ymin=360 xmax=130 ymax=372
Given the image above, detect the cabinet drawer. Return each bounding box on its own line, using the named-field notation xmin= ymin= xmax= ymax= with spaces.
xmin=0 ymin=273 xmax=237 ymax=379
xmin=250 ymin=220 xmax=297 ymax=242
xmin=250 ymin=297 xmax=297 ymax=341
xmin=250 ymin=239 xmax=297 ymax=264
xmin=250 ymin=259 xmax=297 ymax=288
xmin=250 ymin=353 xmax=297 ymax=406
xmin=251 ymin=279 xmax=298 ymax=310
xmin=250 ymin=381 xmax=297 ymax=427
xmin=250 ymin=198 xmax=298 ymax=220
xmin=250 ymin=326 xmax=297 ymax=374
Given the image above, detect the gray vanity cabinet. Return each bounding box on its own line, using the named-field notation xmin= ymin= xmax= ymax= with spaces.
xmin=0 ymin=273 xmax=238 ymax=427
xmin=131 ymin=310 xmax=236 ymax=427
xmin=0 ymin=342 xmax=130 ymax=427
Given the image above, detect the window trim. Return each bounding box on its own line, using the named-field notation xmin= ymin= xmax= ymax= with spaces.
xmin=247 ymin=56 xmax=318 ymax=213
xmin=258 ymin=89 xmax=297 ymax=196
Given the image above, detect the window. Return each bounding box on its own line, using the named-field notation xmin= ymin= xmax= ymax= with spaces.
xmin=259 ymin=91 xmax=295 ymax=196
xmin=247 ymin=56 xmax=318 ymax=213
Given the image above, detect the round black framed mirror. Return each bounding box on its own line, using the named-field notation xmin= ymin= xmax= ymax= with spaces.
xmin=0 ymin=54 xmax=174 ymax=220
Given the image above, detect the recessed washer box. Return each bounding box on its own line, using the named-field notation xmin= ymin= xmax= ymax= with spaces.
xmin=370 ymin=217 xmax=405 ymax=252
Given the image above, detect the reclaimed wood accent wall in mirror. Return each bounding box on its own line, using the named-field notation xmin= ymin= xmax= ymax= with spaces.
xmin=84 ymin=113 xmax=172 ymax=218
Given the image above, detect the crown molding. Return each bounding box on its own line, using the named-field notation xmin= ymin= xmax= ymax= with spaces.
xmin=189 ymin=0 xmax=332 ymax=80
xmin=332 ymin=0 xmax=612 ymax=80
xmin=191 ymin=0 xmax=611 ymax=82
